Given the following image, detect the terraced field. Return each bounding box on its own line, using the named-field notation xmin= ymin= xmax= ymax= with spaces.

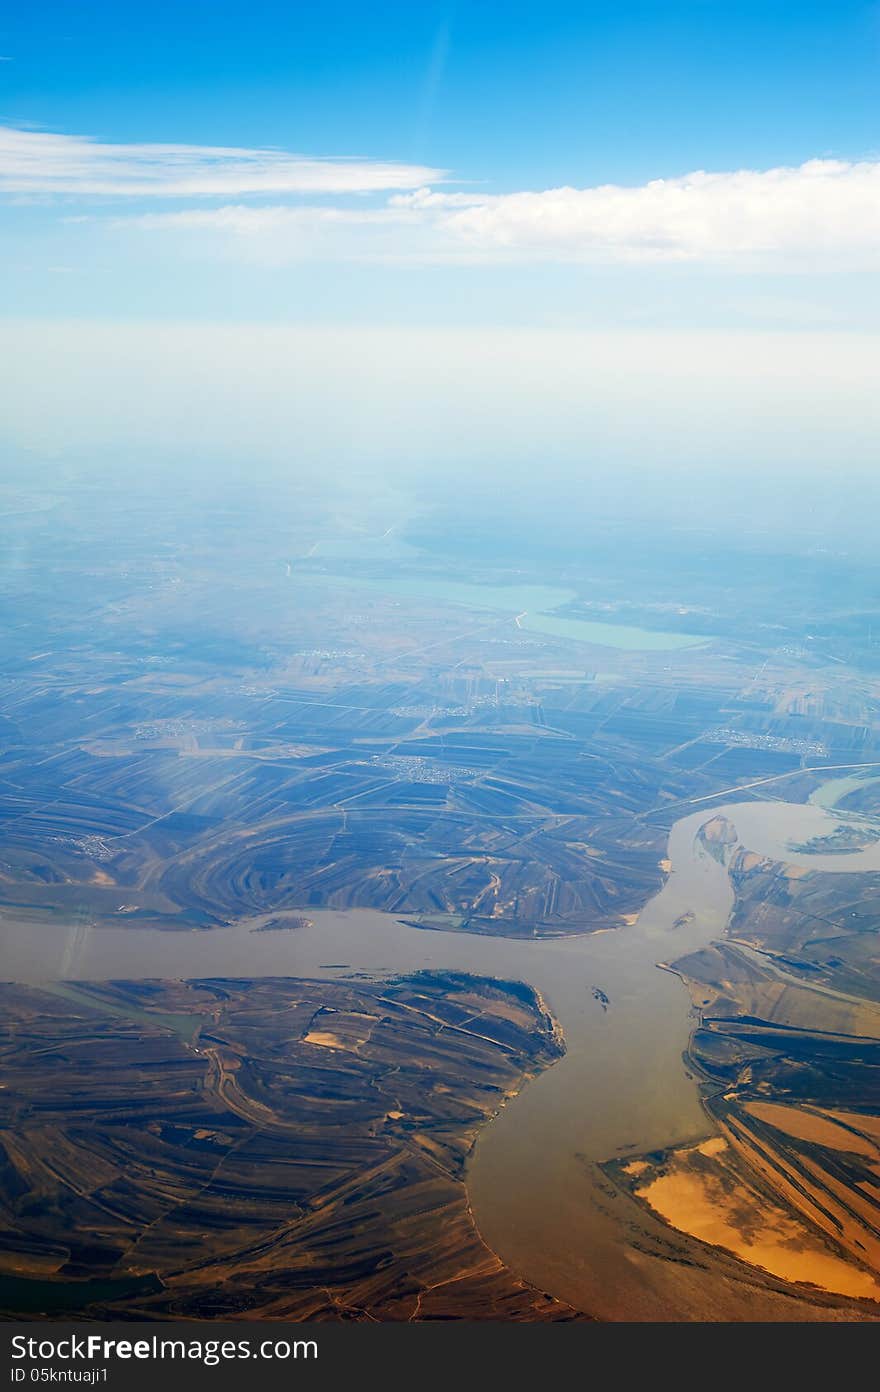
xmin=0 ymin=973 xmax=576 ymax=1320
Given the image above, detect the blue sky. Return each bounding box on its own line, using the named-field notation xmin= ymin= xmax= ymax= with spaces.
xmin=4 ymin=2 xmax=880 ymax=183
xmin=3 ymin=1 xmax=880 ymax=320
xmin=1 ymin=2 xmax=879 ymax=485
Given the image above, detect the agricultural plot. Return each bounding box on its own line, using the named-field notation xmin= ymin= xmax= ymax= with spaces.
xmin=0 ymin=973 xmax=576 ymax=1321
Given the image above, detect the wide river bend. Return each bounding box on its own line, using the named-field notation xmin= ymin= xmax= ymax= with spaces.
xmin=2 ymin=792 xmax=878 ymax=1317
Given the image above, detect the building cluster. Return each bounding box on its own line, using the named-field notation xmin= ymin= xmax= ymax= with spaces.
xmin=133 ymin=717 xmax=245 ymax=740
xmin=370 ymin=753 xmax=480 ymax=784
xmin=705 ymin=727 xmax=828 ymax=757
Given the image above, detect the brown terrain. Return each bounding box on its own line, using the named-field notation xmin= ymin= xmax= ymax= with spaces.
xmin=0 ymin=973 xmax=578 ymax=1320
xmin=610 ymin=817 xmax=880 ymax=1313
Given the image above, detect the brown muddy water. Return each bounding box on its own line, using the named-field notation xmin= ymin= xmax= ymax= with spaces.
xmin=1 ymin=794 xmax=877 ymax=1318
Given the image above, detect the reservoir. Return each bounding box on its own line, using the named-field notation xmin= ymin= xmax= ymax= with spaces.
xmin=298 ymin=571 xmax=708 ymax=650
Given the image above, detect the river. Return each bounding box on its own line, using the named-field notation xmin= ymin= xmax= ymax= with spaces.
xmin=2 ymin=788 xmax=878 ymax=1317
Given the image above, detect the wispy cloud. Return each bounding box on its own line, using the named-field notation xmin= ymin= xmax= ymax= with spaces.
xmin=122 ymin=202 xmax=438 ymax=265
xmin=8 ymin=124 xmax=880 ymax=273
xmin=122 ymin=157 xmax=880 ymax=271
xmin=0 ymin=125 xmax=443 ymax=196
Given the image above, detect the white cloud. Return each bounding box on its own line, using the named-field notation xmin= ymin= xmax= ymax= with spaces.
xmin=0 ymin=125 xmax=442 ymax=196
xmin=121 ymin=157 xmax=880 ymax=270
xmin=8 ymin=125 xmax=880 ymax=272
xmin=423 ymin=160 xmax=880 ymax=267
